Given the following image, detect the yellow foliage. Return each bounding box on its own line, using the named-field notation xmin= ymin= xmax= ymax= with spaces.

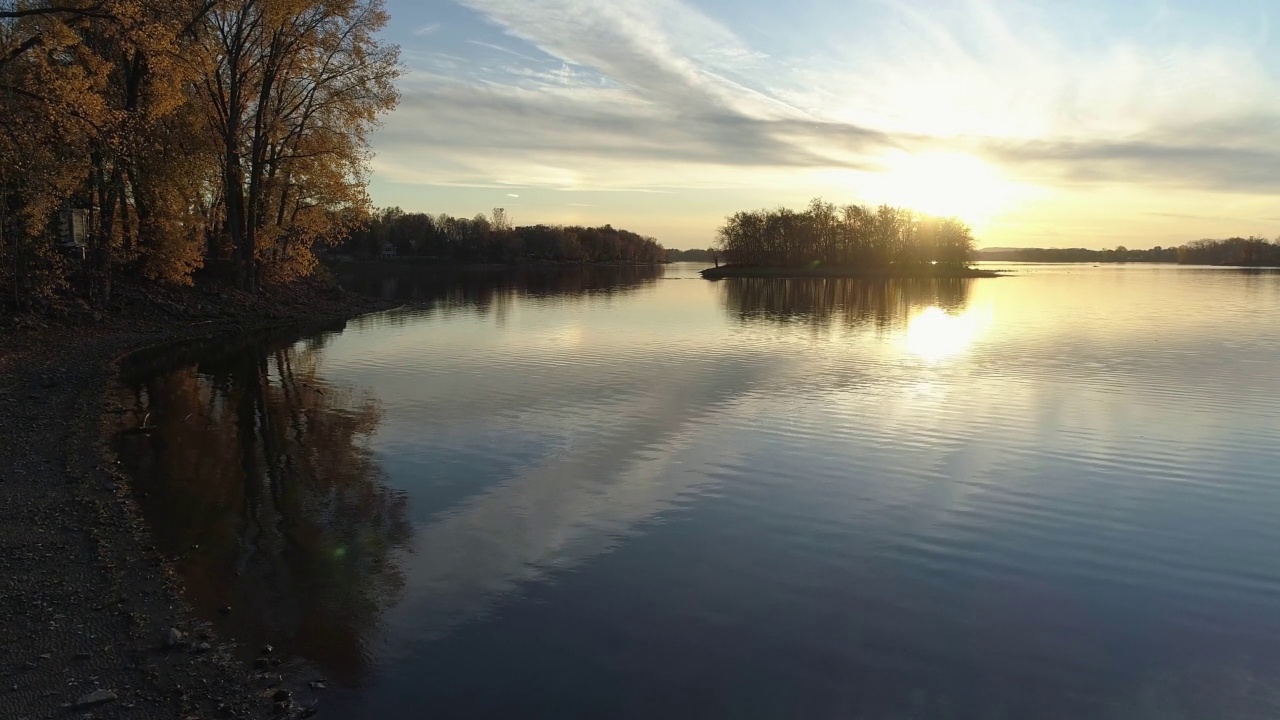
xmin=1 ymin=0 xmax=400 ymax=305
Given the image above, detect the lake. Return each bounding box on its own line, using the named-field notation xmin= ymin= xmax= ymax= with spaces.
xmin=114 ymin=262 xmax=1280 ymax=719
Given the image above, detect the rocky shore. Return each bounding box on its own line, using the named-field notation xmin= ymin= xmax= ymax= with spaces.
xmin=0 ymin=277 xmax=391 ymax=719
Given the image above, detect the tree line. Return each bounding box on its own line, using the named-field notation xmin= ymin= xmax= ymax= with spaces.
xmin=976 ymin=247 xmax=1180 ymax=263
xmin=341 ymin=207 xmax=666 ymax=264
xmin=977 ymin=238 xmax=1280 ymax=266
xmin=1176 ymin=238 xmax=1280 ymax=266
xmin=716 ymin=198 xmax=975 ymax=269
xmin=1 ymin=0 xmax=400 ymax=309
xmin=665 ymin=248 xmax=716 ymax=263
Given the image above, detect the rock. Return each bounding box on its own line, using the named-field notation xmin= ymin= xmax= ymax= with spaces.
xmin=299 ymin=707 xmax=319 ymax=718
xmin=196 ymin=642 xmax=212 ymax=653
xmin=165 ymin=627 xmax=184 ymax=647
xmin=253 ymin=658 xmax=271 ymax=670
xmin=218 ymin=605 xmax=232 ymax=615
xmin=73 ymin=689 xmax=118 ymax=708
xmin=272 ymin=701 xmax=290 ymax=716
xmin=259 ymin=673 xmax=283 ymax=688
xmin=307 ymin=681 xmax=326 ymax=691
xmin=272 ymin=689 xmax=292 ymax=703
xmin=259 ymin=644 xmax=273 ymax=655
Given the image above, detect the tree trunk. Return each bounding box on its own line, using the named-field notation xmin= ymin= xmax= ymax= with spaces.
xmin=2 ymin=186 xmax=14 ymax=309
xmin=224 ymin=147 xmax=250 ymax=290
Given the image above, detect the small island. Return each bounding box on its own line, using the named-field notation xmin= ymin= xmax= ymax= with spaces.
xmin=700 ymin=199 xmax=998 ymax=279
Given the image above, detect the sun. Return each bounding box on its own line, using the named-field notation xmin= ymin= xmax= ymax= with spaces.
xmin=877 ymin=151 xmax=1017 ymax=227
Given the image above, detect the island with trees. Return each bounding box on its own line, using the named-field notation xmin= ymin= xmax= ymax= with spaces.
xmin=702 ymin=199 xmax=996 ymax=279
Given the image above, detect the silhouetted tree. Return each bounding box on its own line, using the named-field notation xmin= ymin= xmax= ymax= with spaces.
xmin=342 ymin=212 xmax=666 ymax=264
xmin=1177 ymin=237 xmax=1280 ymax=266
xmin=715 ymin=198 xmax=975 ymax=270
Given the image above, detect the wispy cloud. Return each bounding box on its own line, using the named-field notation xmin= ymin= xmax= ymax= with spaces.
xmin=413 ymin=22 xmax=440 ymax=37
xmin=373 ymin=0 xmax=1280 ymax=245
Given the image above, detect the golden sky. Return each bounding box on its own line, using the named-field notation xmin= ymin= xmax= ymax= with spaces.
xmin=370 ymin=0 xmax=1280 ymax=249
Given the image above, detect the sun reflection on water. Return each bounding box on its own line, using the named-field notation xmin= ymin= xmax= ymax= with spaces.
xmin=905 ymin=306 xmax=990 ymax=362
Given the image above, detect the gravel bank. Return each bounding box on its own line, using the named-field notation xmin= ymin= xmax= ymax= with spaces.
xmin=1 ymin=280 xmax=390 ymax=719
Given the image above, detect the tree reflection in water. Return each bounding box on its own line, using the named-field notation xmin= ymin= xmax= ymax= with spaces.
xmin=721 ymin=277 xmax=972 ymax=330
xmin=334 ymin=262 xmax=664 ymax=309
xmin=114 ymin=324 xmax=411 ymax=686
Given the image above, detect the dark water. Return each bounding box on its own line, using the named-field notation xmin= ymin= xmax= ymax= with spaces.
xmin=115 ymin=263 xmax=1280 ymax=718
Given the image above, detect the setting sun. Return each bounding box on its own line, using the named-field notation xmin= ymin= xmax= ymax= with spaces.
xmin=878 ymin=151 xmax=1020 ymax=228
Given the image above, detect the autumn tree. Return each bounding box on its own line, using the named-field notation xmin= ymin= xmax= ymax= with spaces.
xmin=1 ymin=0 xmax=109 ymax=305
xmin=196 ymin=0 xmax=400 ymax=290
xmin=1 ymin=0 xmax=400 ymax=309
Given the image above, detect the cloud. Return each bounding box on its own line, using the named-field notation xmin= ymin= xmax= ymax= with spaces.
xmin=375 ymin=0 xmax=1280 ymax=211
xmin=374 ymin=73 xmax=892 ymax=192
xmin=455 ymin=0 xmax=788 ymax=116
xmin=978 ymin=112 xmax=1280 ymax=192
xmin=413 ymin=23 xmax=440 ymax=36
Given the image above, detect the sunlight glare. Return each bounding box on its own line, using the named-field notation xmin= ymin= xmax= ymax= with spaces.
xmin=878 ymin=151 xmax=1017 ymax=227
xmin=905 ymin=306 xmax=988 ymax=363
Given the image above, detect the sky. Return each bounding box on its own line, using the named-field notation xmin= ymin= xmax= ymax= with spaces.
xmin=369 ymin=0 xmax=1280 ymax=250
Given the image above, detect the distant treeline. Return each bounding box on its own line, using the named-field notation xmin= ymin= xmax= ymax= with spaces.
xmin=1177 ymin=238 xmax=1280 ymax=266
xmin=665 ymin=248 xmax=717 ymax=263
xmin=717 ymin=199 xmax=974 ymax=268
xmin=978 ymin=237 xmax=1280 ymax=266
xmin=977 ymin=247 xmax=1179 ymax=263
xmin=342 ymin=208 xmax=665 ymax=264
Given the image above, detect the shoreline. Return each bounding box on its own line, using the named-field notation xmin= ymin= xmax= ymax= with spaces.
xmin=0 ymin=281 xmax=394 ymax=720
xmin=699 ymin=265 xmax=1004 ymax=280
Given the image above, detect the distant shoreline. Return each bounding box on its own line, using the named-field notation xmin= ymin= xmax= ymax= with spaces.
xmin=699 ymin=264 xmax=1004 ymax=280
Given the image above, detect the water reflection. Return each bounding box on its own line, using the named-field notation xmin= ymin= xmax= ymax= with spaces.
xmin=334 ymin=262 xmax=663 ymax=310
xmin=905 ymin=306 xmax=993 ymax=362
xmin=108 ymin=266 xmax=1280 ymax=717
xmin=721 ymin=277 xmax=971 ymax=329
xmin=114 ymin=325 xmax=411 ymax=685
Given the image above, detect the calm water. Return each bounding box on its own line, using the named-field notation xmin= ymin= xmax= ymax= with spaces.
xmin=115 ymin=263 xmax=1280 ymax=719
